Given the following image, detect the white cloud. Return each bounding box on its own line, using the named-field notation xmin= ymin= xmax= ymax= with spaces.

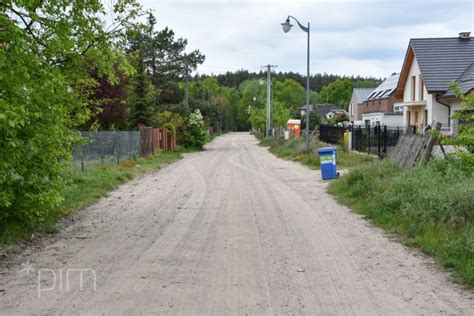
xmin=139 ymin=0 xmax=473 ymax=78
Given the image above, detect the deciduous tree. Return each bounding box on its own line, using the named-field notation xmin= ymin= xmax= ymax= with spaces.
xmin=0 ymin=0 xmax=141 ymax=228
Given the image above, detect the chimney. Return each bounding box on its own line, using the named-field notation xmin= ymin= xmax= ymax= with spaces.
xmin=459 ymin=31 xmax=471 ymax=40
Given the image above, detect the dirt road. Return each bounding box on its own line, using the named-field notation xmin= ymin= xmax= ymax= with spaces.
xmin=0 ymin=133 xmax=472 ymax=315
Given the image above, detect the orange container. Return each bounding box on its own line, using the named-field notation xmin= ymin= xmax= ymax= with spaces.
xmin=287 ymin=119 xmax=301 ymax=137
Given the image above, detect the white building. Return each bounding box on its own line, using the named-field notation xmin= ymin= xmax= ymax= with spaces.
xmin=361 ymin=112 xmax=403 ymax=127
xmin=394 ymin=32 xmax=474 ymax=133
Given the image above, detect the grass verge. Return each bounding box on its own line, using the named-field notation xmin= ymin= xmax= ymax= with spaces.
xmin=0 ymin=146 xmax=200 ymax=248
xmin=260 ymin=136 xmax=373 ymax=169
xmin=327 ymin=158 xmax=474 ymax=288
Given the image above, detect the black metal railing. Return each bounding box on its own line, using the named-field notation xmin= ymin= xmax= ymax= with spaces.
xmin=319 ymin=124 xmax=411 ymax=157
xmin=318 ymin=125 xmax=346 ymax=144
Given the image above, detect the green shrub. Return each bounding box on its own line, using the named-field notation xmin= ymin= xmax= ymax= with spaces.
xmin=328 ymin=158 xmax=474 ymax=287
xmin=183 ymin=109 xmax=207 ymax=149
xmin=163 ymin=123 xmax=177 ymax=136
xmin=262 ymin=136 xmax=373 ymax=169
xmin=0 ymin=0 xmax=139 ymax=244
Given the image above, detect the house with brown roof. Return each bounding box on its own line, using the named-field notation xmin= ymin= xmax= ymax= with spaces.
xmin=394 ymin=32 xmax=474 ymax=133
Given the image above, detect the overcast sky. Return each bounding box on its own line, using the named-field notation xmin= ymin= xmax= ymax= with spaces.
xmin=139 ymin=0 xmax=474 ymax=78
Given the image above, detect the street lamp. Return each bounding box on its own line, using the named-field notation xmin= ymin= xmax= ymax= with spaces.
xmin=281 ymin=15 xmax=311 ymax=154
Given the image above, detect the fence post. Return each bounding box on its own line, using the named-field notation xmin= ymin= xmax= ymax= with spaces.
xmin=116 ymin=133 xmax=120 ymax=165
xmin=81 ymin=149 xmax=84 ymax=172
xmin=128 ymin=131 xmax=132 ymax=160
xmin=419 ymin=122 xmax=442 ymax=166
xmin=367 ymin=126 xmax=371 ymax=154
xmin=377 ymin=125 xmax=381 ymax=157
xmin=383 ymin=125 xmax=387 ymax=156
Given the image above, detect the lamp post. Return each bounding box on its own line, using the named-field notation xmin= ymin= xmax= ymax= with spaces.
xmin=281 ymin=16 xmax=311 ymax=154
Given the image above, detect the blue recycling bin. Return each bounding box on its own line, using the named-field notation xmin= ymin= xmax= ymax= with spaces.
xmin=318 ymin=147 xmax=337 ymax=180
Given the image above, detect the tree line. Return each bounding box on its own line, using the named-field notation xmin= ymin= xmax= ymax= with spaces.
xmin=0 ymin=0 xmax=379 ymax=234
xmin=201 ymin=70 xmax=381 ymax=92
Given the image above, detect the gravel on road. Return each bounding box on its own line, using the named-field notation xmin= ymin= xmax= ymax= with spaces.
xmin=0 ymin=132 xmax=472 ymax=315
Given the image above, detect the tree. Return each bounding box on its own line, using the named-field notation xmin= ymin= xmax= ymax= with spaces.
xmin=183 ymin=109 xmax=207 ymax=148
xmin=272 ymin=101 xmax=291 ymax=129
xmin=127 ymin=53 xmax=156 ymax=128
xmin=86 ymin=69 xmax=128 ymax=130
xmin=125 ymin=13 xmax=205 ymax=107
xmin=151 ymin=110 xmax=185 ymax=143
xmin=248 ymin=106 xmax=266 ymax=136
xmin=301 ymin=111 xmax=323 ymax=131
xmin=0 ymin=0 xmax=141 ymax=228
xmin=208 ymin=70 xmax=380 ymax=92
xmin=239 ymin=79 xmax=265 ymax=133
xmin=151 ymin=111 xmax=185 ymax=130
xmin=449 ymin=82 xmax=474 ymax=152
xmin=273 ymin=79 xmax=306 ymax=117
xmin=318 ymin=78 xmax=353 ymax=109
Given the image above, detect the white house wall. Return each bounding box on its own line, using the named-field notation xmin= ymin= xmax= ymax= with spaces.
xmin=361 ymin=113 xmax=403 ymax=126
xmin=403 ymin=58 xmax=426 ymax=103
xmin=431 ymin=96 xmax=450 ymax=126
xmin=383 ymin=114 xmax=404 ymax=126
xmin=402 ymin=56 xmax=451 ymax=127
xmin=447 ymin=99 xmax=462 ymax=112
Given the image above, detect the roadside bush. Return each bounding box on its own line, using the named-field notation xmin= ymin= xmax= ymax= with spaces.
xmin=448 ymin=82 xmax=474 ymax=152
xmin=151 ymin=111 xmax=184 ymax=143
xmin=0 ymin=1 xmax=139 ymax=243
xmin=262 ymin=136 xmax=372 ymax=169
xmin=183 ymin=109 xmax=207 ymax=149
xmin=163 ymin=123 xmax=177 ymax=136
xmin=328 ymin=158 xmax=474 ymax=287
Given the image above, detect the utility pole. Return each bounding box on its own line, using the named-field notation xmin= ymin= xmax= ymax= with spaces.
xmin=184 ymin=59 xmax=189 ymax=108
xmin=263 ymin=64 xmax=277 ymax=137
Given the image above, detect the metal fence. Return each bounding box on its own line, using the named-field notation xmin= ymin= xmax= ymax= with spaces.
xmin=319 ymin=124 xmax=408 ymax=157
xmin=318 ymin=125 xmax=346 ymax=145
xmin=351 ymin=125 xmax=403 ymax=157
xmin=72 ymin=131 xmax=140 ymax=171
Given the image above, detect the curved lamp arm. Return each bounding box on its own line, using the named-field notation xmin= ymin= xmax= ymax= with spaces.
xmin=287 ymin=15 xmax=309 ymax=33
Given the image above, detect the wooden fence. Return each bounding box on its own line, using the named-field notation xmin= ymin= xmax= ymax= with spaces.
xmin=389 ymin=122 xmax=441 ymax=169
xmin=138 ymin=125 xmax=176 ymax=157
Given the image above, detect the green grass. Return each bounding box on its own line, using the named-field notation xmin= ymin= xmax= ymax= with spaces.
xmin=327 ymin=158 xmax=474 ymax=288
xmin=0 ymin=146 xmax=200 ymax=248
xmin=260 ymin=136 xmax=373 ymax=170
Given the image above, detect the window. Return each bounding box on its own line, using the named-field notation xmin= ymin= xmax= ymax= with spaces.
xmin=419 ymin=76 xmax=424 ymax=101
xmin=411 ymin=76 xmax=416 ymax=101
xmin=424 ymin=109 xmax=428 ymax=126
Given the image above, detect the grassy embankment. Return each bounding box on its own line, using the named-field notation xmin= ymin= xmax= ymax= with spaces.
xmin=328 ymin=158 xmax=473 ymax=288
xmin=262 ymin=136 xmax=473 ymax=288
xmin=260 ymin=136 xmax=373 ymax=169
xmin=0 ymin=146 xmax=201 ymax=247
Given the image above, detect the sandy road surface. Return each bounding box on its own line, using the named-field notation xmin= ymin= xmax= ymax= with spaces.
xmin=0 ymin=132 xmax=472 ymax=315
